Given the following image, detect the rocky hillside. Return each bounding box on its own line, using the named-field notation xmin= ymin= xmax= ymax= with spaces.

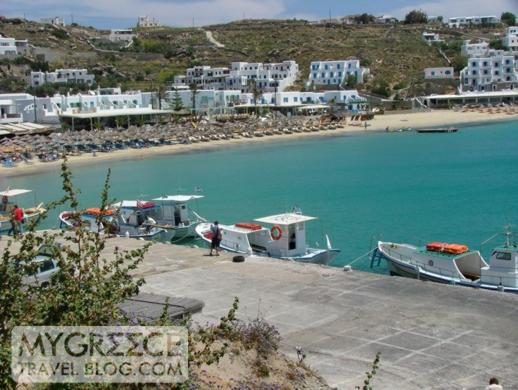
xmin=0 ymin=17 xmax=507 ymax=97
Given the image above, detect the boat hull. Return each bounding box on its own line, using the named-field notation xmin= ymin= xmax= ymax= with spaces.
xmin=375 ymin=243 xmax=518 ymax=294
xmin=195 ymin=223 xmax=339 ymax=266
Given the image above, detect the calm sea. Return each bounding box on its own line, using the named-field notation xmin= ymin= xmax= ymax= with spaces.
xmin=3 ymin=120 xmax=518 ymax=274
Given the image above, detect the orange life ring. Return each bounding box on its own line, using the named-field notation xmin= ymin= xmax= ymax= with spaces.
xmin=271 ymin=225 xmax=282 ymax=241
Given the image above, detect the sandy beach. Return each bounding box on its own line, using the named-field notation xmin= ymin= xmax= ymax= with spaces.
xmin=1 ymin=110 xmax=516 ymax=178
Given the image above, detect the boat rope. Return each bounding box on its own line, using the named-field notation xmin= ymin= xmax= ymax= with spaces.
xmin=192 ymin=210 xmax=207 ymax=222
xmin=347 ymin=248 xmax=377 ymax=267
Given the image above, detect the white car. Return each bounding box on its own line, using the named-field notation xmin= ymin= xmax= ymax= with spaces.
xmin=21 ymin=245 xmax=60 ymax=286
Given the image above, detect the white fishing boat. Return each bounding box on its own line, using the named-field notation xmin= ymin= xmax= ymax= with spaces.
xmin=195 ymin=212 xmax=340 ymax=265
xmin=149 ymin=195 xmax=206 ymax=241
xmin=0 ymin=189 xmax=46 ymax=233
xmin=59 ymin=202 xmax=164 ymax=240
xmin=373 ymin=234 xmax=518 ymax=293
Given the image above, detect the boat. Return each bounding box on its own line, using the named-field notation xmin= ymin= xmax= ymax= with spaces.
xmin=148 ymin=195 xmax=206 ymax=241
xmin=415 ymin=127 xmax=458 ymax=133
xmin=195 ymin=212 xmax=340 ymax=265
xmin=373 ymin=233 xmax=518 ymax=293
xmin=59 ymin=202 xmax=165 ymax=240
xmin=0 ymin=189 xmax=46 ymax=233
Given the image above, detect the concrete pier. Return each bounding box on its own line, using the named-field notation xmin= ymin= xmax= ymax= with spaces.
xmin=6 ymin=237 xmax=518 ymax=389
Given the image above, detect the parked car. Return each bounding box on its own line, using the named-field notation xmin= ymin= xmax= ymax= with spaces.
xmin=20 ymin=244 xmax=60 ymax=286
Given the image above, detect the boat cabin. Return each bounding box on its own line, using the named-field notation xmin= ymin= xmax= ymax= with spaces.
xmin=253 ymin=213 xmax=316 ymax=258
xmin=152 ymin=195 xmax=203 ymax=227
xmin=112 ymin=201 xmax=157 ymax=226
xmin=0 ymin=189 xmax=32 ymax=213
xmin=481 ymin=246 xmax=518 ymax=288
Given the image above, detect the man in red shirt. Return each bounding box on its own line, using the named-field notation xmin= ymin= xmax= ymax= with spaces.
xmin=10 ymin=205 xmax=24 ymax=237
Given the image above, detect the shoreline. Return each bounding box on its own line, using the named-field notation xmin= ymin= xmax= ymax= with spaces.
xmin=2 ymin=110 xmax=517 ymax=178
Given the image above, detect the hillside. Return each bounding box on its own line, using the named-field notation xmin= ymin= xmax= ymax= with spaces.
xmin=0 ymin=17 xmax=508 ymax=97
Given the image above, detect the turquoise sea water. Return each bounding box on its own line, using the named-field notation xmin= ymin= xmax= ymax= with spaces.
xmin=3 ymin=120 xmax=518 ymax=273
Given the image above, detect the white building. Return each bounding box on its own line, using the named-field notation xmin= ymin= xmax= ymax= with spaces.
xmin=0 ymin=90 xmax=155 ymax=125
xmin=108 ymin=29 xmax=136 ymax=43
xmin=173 ymin=60 xmax=299 ymax=92
xmin=424 ymin=67 xmax=455 ymax=79
xmin=503 ymin=26 xmax=518 ymax=54
xmin=461 ymin=40 xmax=490 ymax=57
xmin=228 ymin=61 xmax=299 ymax=92
xmin=448 ymin=16 xmax=500 ymax=28
xmin=0 ymin=34 xmax=17 ymax=56
xmin=30 ymin=69 xmax=95 ymax=87
xmin=41 ymin=16 xmax=65 ymax=27
xmin=460 ymin=52 xmax=518 ymax=92
xmin=307 ymin=60 xmax=369 ymax=88
xmin=168 ymin=88 xmax=367 ymax=113
xmin=422 ymin=32 xmax=443 ymax=45
xmin=137 ymin=15 xmax=161 ymax=28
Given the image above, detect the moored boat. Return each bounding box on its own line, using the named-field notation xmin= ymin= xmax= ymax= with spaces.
xmin=60 ymin=202 xmax=165 ymax=240
xmin=373 ymin=234 xmax=518 ymax=293
xmin=415 ymin=127 xmax=458 ymax=133
xmin=0 ymin=189 xmax=46 ymax=233
xmin=195 ymin=212 xmax=340 ymax=265
xmin=148 ymin=195 xmax=206 ymax=241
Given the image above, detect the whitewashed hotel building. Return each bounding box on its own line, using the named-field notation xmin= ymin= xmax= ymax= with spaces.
xmin=108 ymin=29 xmax=136 ymax=43
xmin=503 ymin=26 xmax=518 ymax=54
xmin=424 ymin=67 xmax=455 ymax=79
xmin=448 ymin=16 xmax=500 ymax=28
xmin=461 ymin=40 xmax=490 ymax=57
xmin=460 ymin=52 xmax=518 ymax=92
xmin=0 ymin=34 xmax=17 ymax=56
xmin=172 ymin=61 xmax=299 ymax=92
xmin=30 ymin=69 xmax=95 ymax=87
xmin=228 ymin=61 xmax=299 ymax=92
xmin=307 ymin=60 xmax=369 ymax=88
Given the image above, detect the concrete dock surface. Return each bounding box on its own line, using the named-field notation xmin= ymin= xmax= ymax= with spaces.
xmin=124 ymin=240 xmax=518 ymax=390
xmin=5 ymin=237 xmax=518 ymax=389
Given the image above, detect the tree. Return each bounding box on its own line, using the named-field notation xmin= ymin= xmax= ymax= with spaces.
xmin=248 ymin=79 xmax=262 ymax=114
xmin=0 ymin=160 xmax=149 ymax=387
xmin=354 ymin=13 xmax=375 ymax=24
xmin=344 ymin=74 xmax=358 ymax=89
xmin=172 ymin=90 xmax=184 ymax=111
xmin=451 ymin=54 xmax=468 ymax=73
xmin=489 ymin=39 xmax=505 ymax=50
xmin=404 ymin=10 xmax=428 ymax=24
xmin=501 ymin=12 xmax=516 ymax=26
xmin=189 ymin=82 xmax=199 ymax=115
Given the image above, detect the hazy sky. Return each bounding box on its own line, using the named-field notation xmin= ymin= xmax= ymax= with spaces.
xmin=3 ymin=0 xmax=517 ymax=28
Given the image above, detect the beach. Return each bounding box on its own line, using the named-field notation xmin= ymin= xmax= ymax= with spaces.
xmin=2 ymin=110 xmax=516 ymax=178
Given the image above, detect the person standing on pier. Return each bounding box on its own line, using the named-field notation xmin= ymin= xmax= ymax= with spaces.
xmin=209 ymin=221 xmax=222 ymax=256
xmin=9 ymin=205 xmax=24 ymax=237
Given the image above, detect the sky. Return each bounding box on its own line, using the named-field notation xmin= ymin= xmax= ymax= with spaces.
xmin=2 ymin=0 xmax=517 ymax=29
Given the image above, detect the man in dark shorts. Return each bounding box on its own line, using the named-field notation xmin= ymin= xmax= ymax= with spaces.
xmin=209 ymin=221 xmax=222 ymax=256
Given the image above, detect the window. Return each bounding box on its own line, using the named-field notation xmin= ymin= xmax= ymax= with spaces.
xmin=38 ymin=260 xmax=55 ymax=273
xmin=337 ymin=64 xmax=341 ymax=69
xmin=338 ymin=72 xmax=342 ymax=77
xmin=493 ymin=251 xmax=512 ymax=260
xmin=313 ymin=73 xmax=317 ymax=78
xmin=445 ymin=70 xmax=451 ymax=75
xmin=472 ymin=62 xmax=477 ymax=67
xmin=283 ymin=97 xmax=288 ymax=103
xmin=294 ymin=97 xmax=298 ymax=102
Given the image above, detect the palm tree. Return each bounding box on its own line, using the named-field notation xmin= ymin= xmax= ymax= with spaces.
xmin=189 ymin=82 xmax=199 ymax=115
xmin=248 ymin=79 xmax=262 ymax=115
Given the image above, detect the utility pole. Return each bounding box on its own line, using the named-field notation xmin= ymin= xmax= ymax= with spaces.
xmin=33 ymin=95 xmax=37 ymax=123
xmin=329 ymin=9 xmax=332 ymax=22
xmin=71 ymin=13 xmax=74 ymax=24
